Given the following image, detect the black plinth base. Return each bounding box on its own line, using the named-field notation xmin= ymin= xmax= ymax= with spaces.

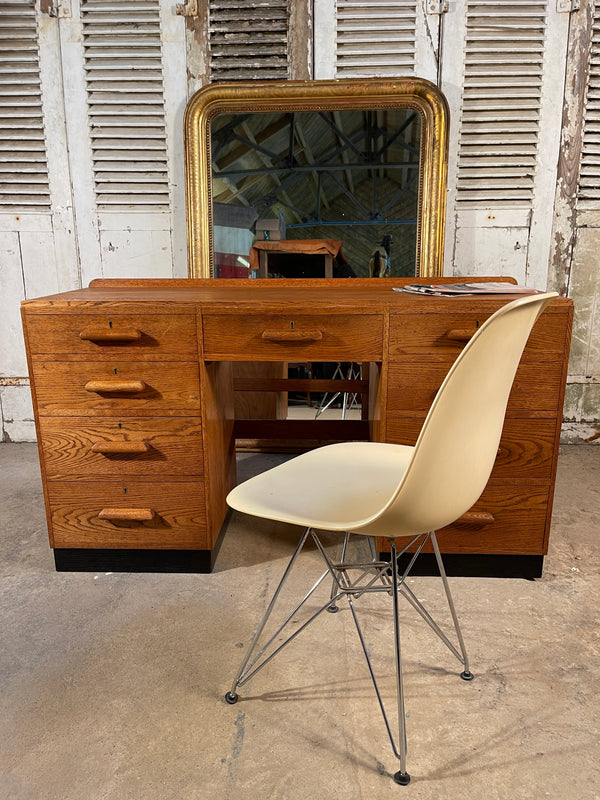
xmin=53 ymin=548 xmax=216 ymax=574
xmin=381 ymin=553 xmax=544 ymax=579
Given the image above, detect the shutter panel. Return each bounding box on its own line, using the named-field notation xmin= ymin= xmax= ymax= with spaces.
xmin=81 ymin=0 xmax=169 ymax=210
xmin=578 ymin=2 xmax=600 ymax=202
xmin=0 ymin=0 xmax=50 ymax=210
xmin=314 ymin=1 xmax=437 ymax=83
xmin=335 ymin=0 xmax=417 ymax=77
xmin=208 ymin=0 xmax=289 ymax=81
xmin=456 ymin=0 xmax=548 ymax=207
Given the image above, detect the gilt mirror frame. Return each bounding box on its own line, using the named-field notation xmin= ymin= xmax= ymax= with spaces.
xmin=184 ymin=78 xmax=448 ymax=279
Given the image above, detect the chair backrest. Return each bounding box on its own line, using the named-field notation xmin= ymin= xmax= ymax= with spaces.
xmin=356 ymin=292 xmax=558 ymax=538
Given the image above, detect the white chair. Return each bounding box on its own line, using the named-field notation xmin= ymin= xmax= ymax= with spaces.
xmin=224 ymin=291 xmax=557 ymax=785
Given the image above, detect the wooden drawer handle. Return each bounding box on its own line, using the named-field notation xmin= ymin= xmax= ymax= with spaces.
xmin=261 ymin=329 xmax=323 ymax=342
xmin=91 ymin=441 xmax=150 ymax=454
xmin=456 ymin=511 xmax=495 ymax=525
xmin=85 ymin=380 xmax=146 ymax=393
xmin=98 ymin=508 xmax=155 ymax=521
xmin=80 ymin=328 xmax=142 ymax=342
xmin=446 ymin=329 xmax=478 ymax=342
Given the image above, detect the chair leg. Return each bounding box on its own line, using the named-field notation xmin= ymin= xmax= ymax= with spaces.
xmin=349 ymin=539 xmax=411 ymax=783
xmin=390 ymin=540 xmax=411 ymax=784
xmin=367 ymin=535 xmax=378 ymax=561
xmin=430 ymin=532 xmax=473 ymax=681
xmin=327 ymin=531 xmax=350 ymax=613
xmin=225 ymin=527 xmax=313 ymax=703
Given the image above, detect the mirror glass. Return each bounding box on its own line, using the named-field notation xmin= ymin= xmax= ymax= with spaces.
xmin=210 ymin=108 xmax=421 ymax=279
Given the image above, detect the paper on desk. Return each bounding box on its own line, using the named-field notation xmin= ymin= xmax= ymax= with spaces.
xmin=394 ymin=282 xmax=541 ymax=296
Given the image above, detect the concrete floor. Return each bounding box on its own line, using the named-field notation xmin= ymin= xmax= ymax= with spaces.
xmin=0 ymin=443 xmax=599 ymax=800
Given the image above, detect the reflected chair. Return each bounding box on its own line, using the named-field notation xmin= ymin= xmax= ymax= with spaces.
xmin=314 ymin=361 xmax=362 ymax=419
xmin=224 ymin=292 xmax=557 ymax=785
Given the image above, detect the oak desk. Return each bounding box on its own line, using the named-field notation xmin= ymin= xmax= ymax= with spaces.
xmin=21 ymin=278 xmax=573 ymax=576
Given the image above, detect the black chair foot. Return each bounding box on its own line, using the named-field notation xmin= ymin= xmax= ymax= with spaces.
xmin=393 ymin=770 xmax=411 ymax=785
xmin=326 ymin=604 xmax=339 ymax=613
xmin=460 ymin=670 xmax=474 ymax=681
xmin=225 ymin=691 xmax=239 ymax=704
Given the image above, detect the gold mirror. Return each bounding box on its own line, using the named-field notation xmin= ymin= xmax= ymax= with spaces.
xmin=184 ymin=78 xmax=448 ymax=279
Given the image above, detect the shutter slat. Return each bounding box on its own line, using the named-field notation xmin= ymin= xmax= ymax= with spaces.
xmin=94 ymin=161 xmax=167 ymax=171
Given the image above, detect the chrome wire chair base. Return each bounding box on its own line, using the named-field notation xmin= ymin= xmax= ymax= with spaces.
xmin=225 ymin=527 xmax=472 ymax=783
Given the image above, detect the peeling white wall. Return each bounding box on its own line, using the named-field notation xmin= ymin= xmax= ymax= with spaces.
xmin=561 ymin=220 xmax=600 ymax=440
xmin=548 ymin=0 xmax=600 ymax=444
xmin=2 ymin=1 xmax=600 ymax=443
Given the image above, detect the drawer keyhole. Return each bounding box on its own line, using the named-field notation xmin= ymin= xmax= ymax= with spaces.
xmin=290 ymin=321 xmax=294 ymax=330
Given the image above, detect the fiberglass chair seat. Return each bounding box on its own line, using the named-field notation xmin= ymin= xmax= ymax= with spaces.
xmin=227 ymin=440 xmax=414 ymax=533
xmin=224 ymin=291 xmax=558 ymax=785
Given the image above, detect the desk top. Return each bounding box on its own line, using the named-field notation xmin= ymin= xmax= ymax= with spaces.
xmin=21 ymin=277 xmax=572 ymax=316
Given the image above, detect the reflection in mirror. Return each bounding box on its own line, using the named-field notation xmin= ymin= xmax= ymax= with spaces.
xmin=210 ymin=108 xmax=421 ymax=279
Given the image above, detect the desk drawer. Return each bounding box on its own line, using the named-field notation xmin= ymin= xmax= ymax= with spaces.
xmin=40 ymin=417 xmax=203 ymax=479
xmin=203 ymin=314 xmax=383 ymax=360
xmin=48 ymin=480 xmax=207 ymax=549
xmin=25 ymin=313 xmax=198 ymax=360
xmin=380 ymin=481 xmax=550 ymax=556
xmin=435 ymin=481 xmax=550 ymax=554
xmin=388 ymin=309 xmax=567 ymax=360
xmin=386 ymin=361 xmax=564 ymax=415
xmin=385 ymin=417 xmax=556 ymax=480
xmin=31 ymin=361 xmax=200 ymax=416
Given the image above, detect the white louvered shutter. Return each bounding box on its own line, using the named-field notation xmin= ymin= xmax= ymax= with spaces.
xmin=455 ymin=1 xmax=547 ymax=207
xmin=443 ymin=1 xmax=569 ymax=287
xmin=314 ymin=0 xmax=439 ymax=83
xmin=0 ymin=0 xmax=49 ymax=211
xmin=81 ymin=0 xmax=170 ymax=211
xmin=208 ymin=0 xmax=290 ymax=81
xmin=58 ymin=0 xmax=187 ymax=284
xmin=578 ymin=4 xmax=600 ymax=204
xmin=0 ymin=0 xmax=79 ymax=396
